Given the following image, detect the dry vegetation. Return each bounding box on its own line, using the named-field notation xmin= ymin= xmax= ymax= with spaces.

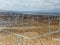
xmin=0 ymin=15 xmax=60 ymax=45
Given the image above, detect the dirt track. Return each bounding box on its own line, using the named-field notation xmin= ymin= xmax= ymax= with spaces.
xmin=0 ymin=31 xmax=60 ymax=45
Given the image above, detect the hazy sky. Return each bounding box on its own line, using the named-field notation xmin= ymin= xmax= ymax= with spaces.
xmin=0 ymin=0 xmax=60 ymax=12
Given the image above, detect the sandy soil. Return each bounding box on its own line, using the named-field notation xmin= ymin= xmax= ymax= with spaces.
xmin=0 ymin=16 xmax=60 ymax=45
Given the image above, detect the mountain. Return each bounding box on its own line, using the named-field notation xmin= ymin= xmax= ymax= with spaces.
xmin=0 ymin=9 xmax=60 ymax=16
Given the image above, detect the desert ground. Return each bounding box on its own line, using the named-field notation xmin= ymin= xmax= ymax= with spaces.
xmin=0 ymin=15 xmax=60 ymax=45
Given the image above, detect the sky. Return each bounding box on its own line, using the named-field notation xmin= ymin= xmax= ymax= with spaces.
xmin=0 ymin=0 xmax=60 ymax=12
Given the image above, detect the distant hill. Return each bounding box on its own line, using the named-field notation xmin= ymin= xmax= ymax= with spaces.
xmin=0 ymin=9 xmax=60 ymax=16
xmin=0 ymin=10 xmax=8 ymax=12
